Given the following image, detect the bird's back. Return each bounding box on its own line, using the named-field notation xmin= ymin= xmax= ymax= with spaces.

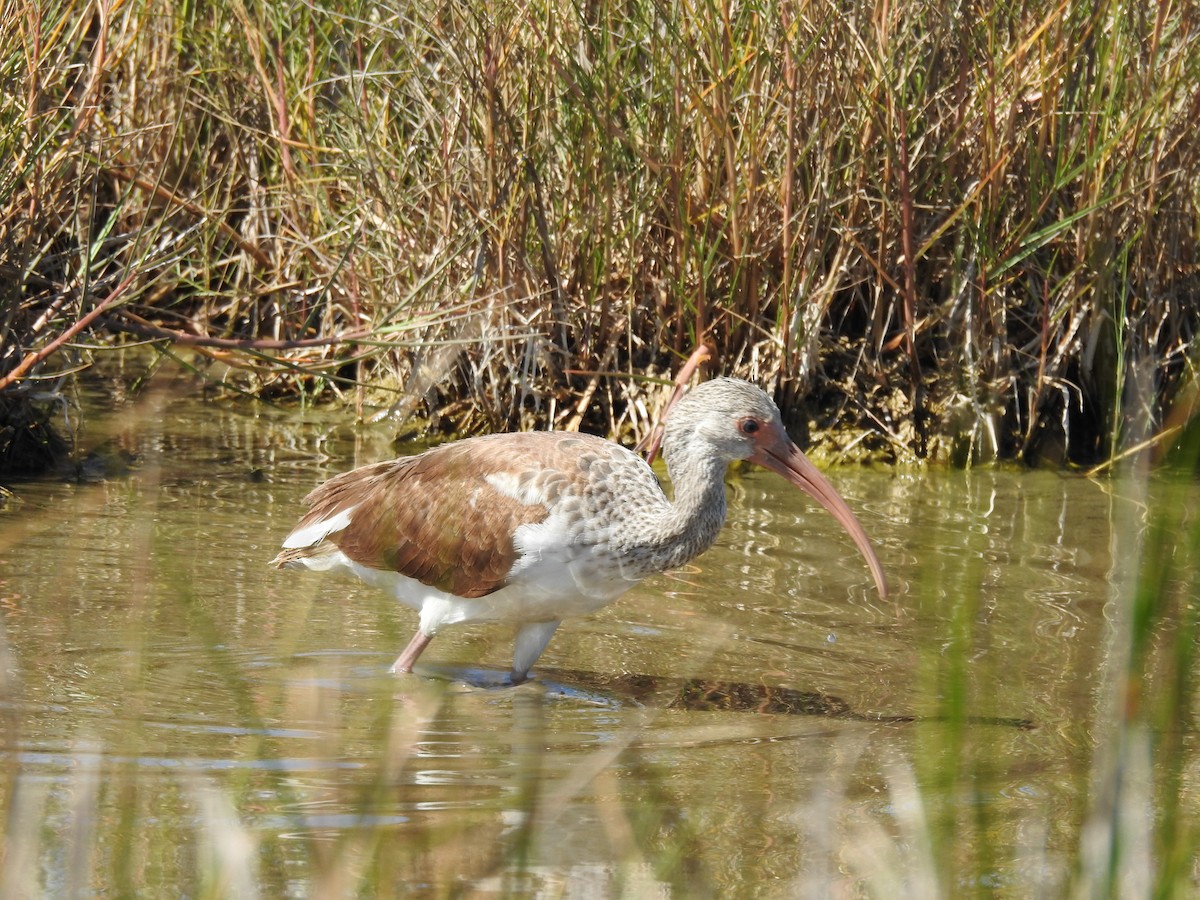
xmin=271 ymin=430 xmax=671 ymax=599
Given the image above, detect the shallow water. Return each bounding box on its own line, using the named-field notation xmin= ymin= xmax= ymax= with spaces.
xmin=0 ymin=384 xmax=1196 ymax=895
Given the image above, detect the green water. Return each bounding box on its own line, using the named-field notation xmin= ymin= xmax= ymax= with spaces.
xmin=0 ymin=385 xmax=1195 ymax=896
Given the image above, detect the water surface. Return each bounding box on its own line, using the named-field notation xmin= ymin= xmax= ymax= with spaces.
xmin=0 ymin=384 xmax=1193 ymax=895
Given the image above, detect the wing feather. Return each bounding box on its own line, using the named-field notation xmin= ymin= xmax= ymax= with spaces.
xmin=274 ymin=434 xmax=580 ymax=598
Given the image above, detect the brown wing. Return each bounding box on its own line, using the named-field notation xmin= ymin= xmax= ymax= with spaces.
xmin=277 ymin=434 xmax=581 ymax=598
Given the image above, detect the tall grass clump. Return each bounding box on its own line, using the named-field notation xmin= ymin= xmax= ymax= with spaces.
xmin=1 ymin=0 xmax=1198 ymax=466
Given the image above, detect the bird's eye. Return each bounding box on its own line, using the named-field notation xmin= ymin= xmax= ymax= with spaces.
xmin=739 ymin=418 xmax=761 ymax=435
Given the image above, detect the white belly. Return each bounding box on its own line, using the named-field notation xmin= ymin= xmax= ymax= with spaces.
xmin=301 ymin=543 xmax=639 ymax=635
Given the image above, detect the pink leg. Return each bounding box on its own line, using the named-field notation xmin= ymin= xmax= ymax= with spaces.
xmin=390 ymin=631 xmax=433 ymax=674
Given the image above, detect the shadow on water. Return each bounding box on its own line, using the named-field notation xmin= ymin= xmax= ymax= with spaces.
xmin=417 ymin=663 xmax=1037 ymax=730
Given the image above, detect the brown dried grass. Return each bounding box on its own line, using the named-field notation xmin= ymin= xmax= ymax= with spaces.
xmin=1 ymin=0 xmax=1198 ymax=468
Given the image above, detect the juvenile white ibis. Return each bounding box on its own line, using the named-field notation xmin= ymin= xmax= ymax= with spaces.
xmin=271 ymin=377 xmax=888 ymax=681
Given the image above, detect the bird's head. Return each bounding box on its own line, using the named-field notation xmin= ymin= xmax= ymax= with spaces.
xmin=663 ymin=377 xmax=786 ymax=463
xmin=663 ymin=377 xmax=888 ymax=598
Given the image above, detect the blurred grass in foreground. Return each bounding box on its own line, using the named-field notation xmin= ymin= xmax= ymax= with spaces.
xmin=0 ymin=385 xmax=1198 ymax=895
xmin=2 ymin=481 xmax=1197 ymax=896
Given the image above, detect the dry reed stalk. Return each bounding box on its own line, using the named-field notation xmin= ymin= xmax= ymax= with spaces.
xmin=0 ymin=0 xmax=1195 ymax=469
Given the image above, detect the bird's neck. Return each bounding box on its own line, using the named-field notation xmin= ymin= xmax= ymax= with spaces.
xmin=643 ymin=448 xmax=729 ymax=572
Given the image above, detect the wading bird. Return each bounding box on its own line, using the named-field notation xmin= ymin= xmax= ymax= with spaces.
xmin=271 ymin=377 xmax=887 ymax=681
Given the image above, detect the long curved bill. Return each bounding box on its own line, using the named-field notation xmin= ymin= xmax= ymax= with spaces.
xmin=750 ymin=424 xmax=889 ymax=599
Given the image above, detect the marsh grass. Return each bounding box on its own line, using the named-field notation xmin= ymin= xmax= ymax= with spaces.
xmin=2 ymin=0 xmax=1200 ymax=890
xmin=1 ymin=0 xmax=1198 ymax=467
